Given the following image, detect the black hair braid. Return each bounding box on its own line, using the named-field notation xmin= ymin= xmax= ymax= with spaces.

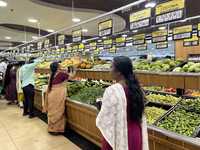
xmin=49 ymin=62 xmax=59 ymax=92
xmin=5 ymin=64 xmax=14 ymax=87
xmin=113 ymin=56 xmax=144 ymax=123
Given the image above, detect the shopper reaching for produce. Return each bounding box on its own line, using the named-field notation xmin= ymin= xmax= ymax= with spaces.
xmin=42 ymin=62 xmax=76 ymax=135
xmin=96 ymin=56 xmax=148 ymax=150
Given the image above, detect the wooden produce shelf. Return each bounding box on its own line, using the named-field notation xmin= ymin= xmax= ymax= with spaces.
xmin=170 ymin=73 xmax=185 ymax=89
xmin=34 ymin=88 xmax=45 ymax=111
xmin=148 ymin=72 xmax=159 ymax=86
xmin=139 ymin=73 xmax=149 ymax=85
xmin=158 ymin=73 xmax=171 ymax=88
xmin=184 ymin=74 xmax=200 ymax=90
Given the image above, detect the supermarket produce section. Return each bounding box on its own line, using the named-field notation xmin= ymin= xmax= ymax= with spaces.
xmin=33 ymin=58 xmax=200 ymax=150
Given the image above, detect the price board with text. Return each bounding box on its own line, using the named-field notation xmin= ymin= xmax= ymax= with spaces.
xmin=93 ymin=49 xmax=99 ymax=55
xmin=133 ymin=33 xmax=145 ymax=45
xmin=104 ymin=39 xmax=113 ymax=49
xmin=56 ymin=49 xmax=60 ymax=54
xmin=70 ymin=52 xmax=74 ymax=57
xmin=99 ymin=19 xmax=113 ymax=37
xmin=173 ymin=25 xmax=192 ymax=40
xmin=82 ymin=51 xmax=86 ymax=56
xmin=109 ymin=46 xmax=116 ymax=53
xmin=58 ymin=35 xmax=65 ymax=45
xmin=116 ymin=37 xmax=126 ymax=47
xmin=27 ymin=45 xmax=31 ymax=52
xmin=137 ymin=42 xmax=147 ymax=51
xmin=90 ymin=42 xmax=97 ymax=51
xmin=152 ymin=29 xmax=168 ymax=43
xmin=51 ymin=49 xmax=56 ymax=55
xmin=37 ymin=42 xmax=43 ymax=50
xmin=75 ymin=52 xmax=79 ymax=57
xmin=44 ymin=39 xmax=50 ymax=48
xmin=184 ymin=36 xmax=199 ymax=47
xmin=156 ymin=42 xmax=168 ymax=49
xmin=21 ymin=47 xmax=25 ymax=54
xmin=60 ymin=47 xmax=65 ymax=54
xmin=67 ymin=47 xmax=72 ymax=53
xmin=72 ymin=29 xmax=82 ymax=43
xmin=72 ymin=45 xmax=78 ymax=52
xmin=79 ymin=44 xmax=84 ymax=52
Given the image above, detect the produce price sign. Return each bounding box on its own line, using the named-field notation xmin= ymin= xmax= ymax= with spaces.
xmin=93 ymin=49 xmax=99 ymax=55
xmin=198 ymin=23 xmax=200 ymax=37
xmin=173 ymin=25 xmax=192 ymax=40
xmin=75 ymin=52 xmax=79 ymax=57
xmin=47 ymin=50 xmax=51 ymax=56
xmin=17 ymin=48 xmax=19 ymax=55
xmin=21 ymin=47 xmax=25 ymax=54
xmin=60 ymin=53 xmax=64 ymax=58
xmin=60 ymin=47 xmax=65 ymax=54
xmin=156 ymin=42 xmax=168 ymax=49
xmin=70 ymin=52 xmax=74 ymax=57
xmin=82 ymin=51 xmax=86 ymax=56
xmin=44 ymin=39 xmax=50 ymax=48
xmin=183 ymin=36 xmax=199 ymax=47
xmin=37 ymin=42 xmax=43 ymax=50
xmin=55 ymin=54 xmax=58 ymax=58
xmin=155 ymin=0 xmax=185 ymax=25
xmin=12 ymin=50 xmax=16 ymax=55
xmin=56 ymin=48 xmax=60 ymax=54
xmin=58 ymin=35 xmax=65 ymax=45
xmin=137 ymin=42 xmax=147 ymax=51
xmin=43 ymin=51 xmax=47 ymax=57
xmin=26 ymin=45 xmax=31 ymax=52
xmin=36 ymin=52 xmax=40 ymax=57
xmin=98 ymin=19 xmax=113 ymax=37
xmin=116 ymin=37 xmax=126 ymax=47
xmin=103 ymin=39 xmax=113 ymax=49
xmin=39 ymin=52 xmax=43 ymax=57
xmin=129 ymin=8 xmax=151 ymax=31
xmin=72 ymin=45 xmax=78 ymax=52
xmin=152 ymin=29 xmax=168 ymax=43
xmin=90 ymin=42 xmax=97 ymax=51
xmin=51 ymin=49 xmax=56 ymax=55
xmin=65 ymin=52 xmax=68 ymax=57
xmin=72 ymin=29 xmax=82 ymax=43
xmin=133 ymin=33 xmax=145 ymax=45
xmin=109 ymin=46 xmax=116 ymax=53
xmin=67 ymin=47 xmax=72 ymax=53
xmin=79 ymin=44 xmax=84 ymax=52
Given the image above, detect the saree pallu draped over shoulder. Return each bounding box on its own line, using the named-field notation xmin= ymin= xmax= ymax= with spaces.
xmin=43 ymin=80 xmax=67 ymax=133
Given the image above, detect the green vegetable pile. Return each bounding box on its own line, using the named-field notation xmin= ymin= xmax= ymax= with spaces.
xmin=173 ymin=62 xmax=200 ymax=73
xmin=66 ymin=81 xmax=102 ymax=97
xmin=145 ymin=93 xmax=182 ymax=105
xmin=157 ymin=109 xmax=200 ymax=136
xmin=179 ymin=98 xmax=200 ymax=112
xmin=133 ymin=58 xmax=181 ymax=71
xmin=70 ymin=87 xmax=105 ymax=104
xmin=146 ymin=106 xmax=167 ymax=124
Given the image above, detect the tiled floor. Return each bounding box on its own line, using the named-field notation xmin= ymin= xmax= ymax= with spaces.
xmin=0 ymin=98 xmax=82 ymax=150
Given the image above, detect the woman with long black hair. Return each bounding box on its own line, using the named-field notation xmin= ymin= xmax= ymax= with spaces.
xmin=42 ymin=62 xmax=77 ymax=134
xmin=96 ymin=56 xmax=148 ymax=150
xmin=5 ymin=64 xmax=17 ymax=105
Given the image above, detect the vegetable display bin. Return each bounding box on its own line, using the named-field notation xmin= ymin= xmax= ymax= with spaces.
xmin=148 ymin=71 xmax=159 ymax=86
xmin=170 ymin=72 xmax=185 ymax=89
xmin=34 ymin=88 xmax=46 ymax=111
xmin=158 ymin=72 xmax=171 ymax=88
xmin=184 ymin=73 xmax=200 ymax=90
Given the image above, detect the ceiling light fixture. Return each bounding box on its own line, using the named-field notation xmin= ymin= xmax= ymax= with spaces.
xmin=5 ymin=37 xmax=11 ymax=39
xmin=126 ymin=49 xmax=129 ymax=51
xmin=47 ymin=29 xmax=54 ymax=32
xmin=132 ymin=30 xmax=138 ymax=33
xmin=122 ymin=34 xmax=127 ymax=37
xmin=32 ymin=36 xmax=37 ymax=39
xmin=28 ymin=19 xmax=37 ymax=23
xmin=145 ymin=2 xmax=156 ymax=8
xmin=102 ymin=36 xmax=107 ymax=39
xmin=0 ymin=1 xmax=7 ymax=7
xmin=98 ymin=40 xmax=102 ymax=42
xmin=159 ymin=27 xmax=166 ymax=30
xmin=82 ymin=29 xmax=88 ymax=32
xmin=82 ymin=40 xmax=86 ymax=43
xmin=72 ymin=18 xmax=80 ymax=22
xmin=180 ymin=19 xmax=186 ymax=22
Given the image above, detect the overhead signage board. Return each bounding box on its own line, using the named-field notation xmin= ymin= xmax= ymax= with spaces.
xmin=44 ymin=39 xmax=50 ymax=48
xmin=116 ymin=37 xmax=126 ymax=47
xmin=56 ymin=48 xmax=60 ymax=54
xmin=72 ymin=29 xmax=82 ymax=43
xmin=109 ymin=46 xmax=116 ymax=53
xmin=129 ymin=8 xmax=151 ymax=31
xmin=93 ymin=49 xmax=99 ymax=55
xmin=47 ymin=50 xmax=51 ymax=56
xmin=155 ymin=0 xmax=185 ymax=25
xmin=21 ymin=47 xmax=25 ymax=54
xmin=98 ymin=19 xmax=113 ymax=37
xmin=198 ymin=23 xmax=200 ymax=37
xmin=173 ymin=25 xmax=193 ymax=40
xmin=133 ymin=33 xmax=145 ymax=45
xmin=103 ymin=39 xmax=113 ymax=49
xmin=60 ymin=47 xmax=65 ymax=54
xmin=26 ymin=45 xmax=31 ymax=52
xmin=67 ymin=47 xmax=72 ymax=53
xmin=51 ymin=49 xmax=56 ymax=55
xmin=79 ymin=44 xmax=84 ymax=52
xmin=137 ymin=42 xmax=147 ymax=51
xmin=12 ymin=50 xmax=16 ymax=55
xmin=152 ymin=29 xmax=168 ymax=43
xmin=65 ymin=52 xmax=68 ymax=56
xmin=183 ymin=36 xmax=199 ymax=47
xmin=60 ymin=53 xmax=64 ymax=58
xmin=90 ymin=42 xmax=97 ymax=51
xmin=82 ymin=51 xmax=86 ymax=56
xmin=37 ymin=42 xmax=43 ymax=50
xmin=58 ymin=35 xmax=65 ymax=45
xmin=72 ymin=45 xmax=78 ymax=52
xmin=75 ymin=52 xmax=79 ymax=57
xmin=156 ymin=42 xmax=168 ymax=49
xmin=17 ymin=48 xmax=19 ymax=55
xmin=43 ymin=51 xmax=47 ymax=57
xmin=70 ymin=52 xmax=74 ymax=57
xmin=39 ymin=52 xmax=43 ymax=57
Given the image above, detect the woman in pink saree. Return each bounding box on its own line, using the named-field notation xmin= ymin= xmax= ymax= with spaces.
xmin=96 ymin=56 xmax=149 ymax=150
xmin=42 ymin=62 xmax=76 ymax=134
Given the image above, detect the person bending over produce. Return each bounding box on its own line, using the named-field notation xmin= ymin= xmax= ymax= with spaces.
xmin=42 ymin=62 xmax=76 ymax=134
xmin=96 ymin=56 xmax=148 ymax=150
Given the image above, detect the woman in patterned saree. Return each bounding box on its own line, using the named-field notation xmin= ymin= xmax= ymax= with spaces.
xmin=96 ymin=56 xmax=149 ymax=150
xmin=42 ymin=62 xmax=76 ymax=134
xmin=5 ymin=64 xmax=17 ymax=105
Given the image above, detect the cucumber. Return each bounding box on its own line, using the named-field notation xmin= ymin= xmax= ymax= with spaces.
xmin=188 ymin=63 xmax=200 ymax=72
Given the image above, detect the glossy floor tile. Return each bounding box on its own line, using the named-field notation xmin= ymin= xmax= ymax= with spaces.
xmin=0 ymin=140 xmax=18 ymax=150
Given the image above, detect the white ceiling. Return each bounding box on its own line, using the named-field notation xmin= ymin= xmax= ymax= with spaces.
xmin=0 ymin=0 xmax=126 ymax=46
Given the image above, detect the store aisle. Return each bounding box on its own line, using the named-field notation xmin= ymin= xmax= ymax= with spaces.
xmin=0 ymin=99 xmax=81 ymax=150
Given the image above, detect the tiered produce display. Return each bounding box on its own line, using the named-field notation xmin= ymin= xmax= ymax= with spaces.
xmin=34 ymin=74 xmax=49 ymax=89
xmin=179 ymin=98 xmax=200 ymax=112
xmin=173 ymin=62 xmax=200 ymax=72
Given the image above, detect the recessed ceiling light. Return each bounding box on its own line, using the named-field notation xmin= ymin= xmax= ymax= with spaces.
xmin=122 ymin=34 xmax=127 ymax=37
xmin=159 ymin=27 xmax=166 ymax=30
xmin=132 ymin=30 xmax=138 ymax=33
xmin=82 ymin=29 xmax=88 ymax=32
xmin=72 ymin=18 xmax=80 ymax=22
xmin=98 ymin=40 xmax=102 ymax=42
xmin=30 ymin=44 xmax=34 ymax=46
xmin=82 ymin=40 xmax=86 ymax=43
xmin=180 ymin=19 xmax=186 ymax=22
xmin=0 ymin=1 xmax=7 ymax=7
xmin=102 ymin=37 xmax=107 ymax=39
xmin=5 ymin=37 xmax=11 ymax=39
xmin=47 ymin=29 xmax=54 ymax=32
xmin=145 ymin=2 xmax=156 ymax=8
xmin=32 ymin=36 xmax=37 ymax=39
xmin=28 ymin=19 xmax=37 ymax=23
xmin=126 ymin=49 xmax=129 ymax=51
